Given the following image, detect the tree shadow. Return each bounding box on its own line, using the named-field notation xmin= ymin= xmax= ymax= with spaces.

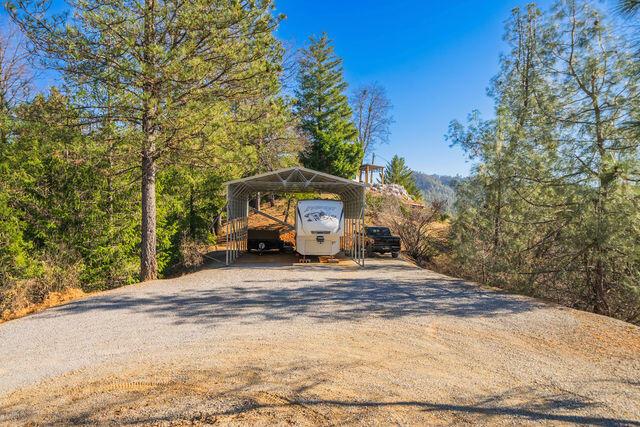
xmin=255 ymin=398 xmax=640 ymax=426
xmin=44 ymin=271 xmax=544 ymax=325
xmin=2 ymin=363 xmax=637 ymax=426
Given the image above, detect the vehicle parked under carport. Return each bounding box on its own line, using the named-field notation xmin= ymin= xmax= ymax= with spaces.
xmin=247 ymin=229 xmax=291 ymax=254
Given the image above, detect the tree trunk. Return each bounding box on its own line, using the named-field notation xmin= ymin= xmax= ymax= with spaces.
xmin=140 ymin=149 xmax=157 ymax=281
xmin=283 ymin=197 xmax=292 ymax=223
xmin=189 ymin=185 xmax=196 ymax=239
xmin=140 ymin=0 xmax=158 ymax=281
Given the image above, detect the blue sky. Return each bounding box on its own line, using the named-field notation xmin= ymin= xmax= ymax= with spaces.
xmin=9 ymin=0 xmax=624 ymax=176
xmin=275 ymin=0 xmax=557 ymax=176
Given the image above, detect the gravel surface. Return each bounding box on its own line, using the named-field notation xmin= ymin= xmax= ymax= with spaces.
xmin=1 ymin=256 xmax=639 ymax=425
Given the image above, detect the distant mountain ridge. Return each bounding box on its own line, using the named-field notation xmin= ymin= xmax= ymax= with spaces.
xmin=412 ymin=171 xmax=461 ymax=212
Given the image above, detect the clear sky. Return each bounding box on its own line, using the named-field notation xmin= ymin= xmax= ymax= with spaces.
xmin=275 ymin=0 xmax=556 ymax=176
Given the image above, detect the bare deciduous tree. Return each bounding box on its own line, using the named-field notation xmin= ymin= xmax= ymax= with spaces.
xmin=0 ymin=21 xmax=32 ymax=113
xmin=376 ymin=195 xmax=445 ymax=265
xmin=351 ymin=83 xmax=393 ymax=160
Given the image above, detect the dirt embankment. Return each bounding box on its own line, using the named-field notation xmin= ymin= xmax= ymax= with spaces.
xmin=1 ymin=288 xmax=86 ymax=324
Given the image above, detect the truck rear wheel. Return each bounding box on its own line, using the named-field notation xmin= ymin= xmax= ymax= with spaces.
xmin=391 ymin=252 xmax=399 ymax=258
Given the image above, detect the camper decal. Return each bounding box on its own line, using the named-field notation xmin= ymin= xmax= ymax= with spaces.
xmin=302 ymin=205 xmax=340 ymax=225
xmin=304 ymin=210 xmax=330 ymax=222
xmin=295 ymin=199 xmax=343 ymax=256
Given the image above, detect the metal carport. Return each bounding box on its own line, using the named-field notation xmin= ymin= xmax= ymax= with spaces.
xmin=224 ymin=167 xmax=366 ymax=266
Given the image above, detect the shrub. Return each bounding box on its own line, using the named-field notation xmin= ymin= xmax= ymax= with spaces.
xmin=179 ymin=237 xmax=204 ymax=270
xmin=375 ymin=195 xmax=445 ymax=266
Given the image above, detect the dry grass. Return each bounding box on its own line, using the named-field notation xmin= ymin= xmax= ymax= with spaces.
xmin=1 ymin=287 xmax=86 ymax=323
xmin=1 ymin=248 xmax=85 ymax=323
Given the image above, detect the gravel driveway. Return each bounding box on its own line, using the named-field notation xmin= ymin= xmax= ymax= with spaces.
xmin=1 ymin=256 xmax=639 ymax=425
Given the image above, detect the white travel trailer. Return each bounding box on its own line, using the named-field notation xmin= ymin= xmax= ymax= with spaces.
xmin=295 ymin=199 xmax=344 ymax=256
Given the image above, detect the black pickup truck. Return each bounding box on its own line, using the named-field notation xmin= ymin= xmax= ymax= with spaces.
xmin=364 ymin=226 xmax=401 ymax=258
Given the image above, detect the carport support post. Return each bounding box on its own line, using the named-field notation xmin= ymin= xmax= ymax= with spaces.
xmin=246 ymin=198 xmax=249 ymax=251
xmin=361 ymin=204 xmax=365 ymax=266
xmin=231 ymin=217 xmax=234 ymax=263
xmin=357 ymin=213 xmax=361 ymax=264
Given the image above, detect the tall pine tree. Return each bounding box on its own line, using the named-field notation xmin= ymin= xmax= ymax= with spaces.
xmin=448 ymin=1 xmax=640 ymax=323
xmin=9 ymin=0 xmax=284 ymax=281
xmin=295 ymin=33 xmax=362 ymax=178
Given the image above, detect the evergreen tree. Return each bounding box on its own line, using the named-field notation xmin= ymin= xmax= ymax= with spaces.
xmin=617 ymin=0 xmax=640 ymax=16
xmin=448 ymin=4 xmax=558 ymax=287
xmin=6 ymin=90 xmax=139 ymax=289
xmin=9 ymin=0 xmax=284 ymax=281
xmin=546 ymin=0 xmax=639 ymax=316
xmin=384 ymin=155 xmax=421 ymax=200
xmin=448 ymin=1 xmax=640 ymax=323
xmin=295 ymin=33 xmax=362 ymax=178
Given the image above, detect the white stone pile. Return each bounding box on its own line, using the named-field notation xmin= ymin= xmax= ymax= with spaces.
xmin=367 ymin=183 xmax=411 ymax=200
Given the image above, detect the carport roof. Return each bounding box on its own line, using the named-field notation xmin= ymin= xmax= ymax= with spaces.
xmin=225 ymin=166 xmax=365 ymax=198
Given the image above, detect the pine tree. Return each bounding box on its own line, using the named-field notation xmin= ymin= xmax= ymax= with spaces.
xmin=546 ymin=0 xmax=639 ymax=316
xmin=295 ymin=33 xmax=362 ymax=178
xmin=8 ymin=0 xmax=284 ymax=281
xmin=384 ymin=155 xmax=421 ymax=200
xmin=617 ymin=0 xmax=640 ymax=16
xmin=448 ymin=4 xmax=558 ymax=286
xmin=448 ymin=1 xmax=640 ymax=323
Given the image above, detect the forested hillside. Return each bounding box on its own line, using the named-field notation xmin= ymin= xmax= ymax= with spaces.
xmin=446 ymin=2 xmax=640 ymax=323
xmin=412 ymin=172 xmax=460 ymax=212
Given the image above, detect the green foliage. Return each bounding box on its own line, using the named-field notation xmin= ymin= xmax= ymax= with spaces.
xmin=616 ymin=0 xmax=640 ymax=16
xmin=0 ymin=0 xmax=303 ymax=307
xmin=3 ymin=90 xmax=140 ymax=290
xmin=8 ymin=0 xmax=291 ymax=281
xmin=295 ymin=33 xmax=363 ymax=178
xmin=383 ymin=155 xmax=422 ymax=200
xmin=0 ymin=192 xmax=34 ymax=285
xmin=448 ymin=1 xmax=640 ymax=324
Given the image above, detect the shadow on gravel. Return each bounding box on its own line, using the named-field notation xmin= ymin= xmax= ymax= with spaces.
xmin=221 ymin=398 xmax=640 ymax=426
xmin=44 ymin=273 xmax=544 ymax=324
xmin=5 ymin=398 xmax=636 ymax=427
xmin=2 ymin=369 xmax=637 ymax=427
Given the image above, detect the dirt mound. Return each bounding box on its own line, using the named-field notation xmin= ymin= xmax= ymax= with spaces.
xmin=247 ymin=199 xmax=295 ymax=245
